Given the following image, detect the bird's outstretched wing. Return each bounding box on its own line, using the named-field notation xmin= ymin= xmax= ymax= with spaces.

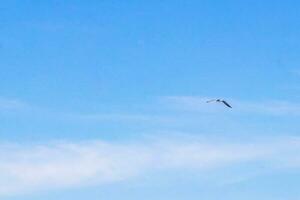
xmin=222 ymin=100 xmax=232 ymax=108
xmin=206 ymin=99 xmax=217 ymax=103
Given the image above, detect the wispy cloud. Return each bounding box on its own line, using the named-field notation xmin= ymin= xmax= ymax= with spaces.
xmin=0 ymin=98 xmax=28 ymax=111
xmin=0 ymin=137 xmax=299 ymax=196
xmin=164 ymin=96 xmax=300 ymax=116
xmin=291 ymin=69 xmax=300 ymax=76
xmin=234 ymin=100 xmax=300 ymax=115
xmin=6 ymin=96 xmax=300 ymax=119
xmin=0 ymin=97 xmax=173 ymax=124
xmin=67 ymin=113 xmax=174 ymax=123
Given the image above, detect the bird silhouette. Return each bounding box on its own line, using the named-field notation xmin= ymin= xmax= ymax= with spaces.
xmin=206 ymin=99 xmax=232 ymax=108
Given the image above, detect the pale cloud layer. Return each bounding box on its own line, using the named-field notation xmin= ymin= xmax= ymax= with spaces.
xmin=1 ymin=96 xmax=300 ymax=196
xmin=0 ymin=137 xmax=300 ymax=196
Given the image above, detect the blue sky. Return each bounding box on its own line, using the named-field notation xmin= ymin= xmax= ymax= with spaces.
xmin=1 ymin=0 xmax=300 ymax=199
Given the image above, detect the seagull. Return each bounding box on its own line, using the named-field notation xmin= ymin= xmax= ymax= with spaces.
xmin=206 ymin=99 xmax=232 ymax=108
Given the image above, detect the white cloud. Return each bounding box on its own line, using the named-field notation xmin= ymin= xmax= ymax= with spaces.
xmin=0 ymin=137 xmax=299 ymax=196
xmin=0 ymin=141 xmax=151 ymax=195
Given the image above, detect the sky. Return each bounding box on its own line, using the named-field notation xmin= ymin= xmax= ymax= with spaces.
xmin=1 ymin=0 xmax=300 ymax=199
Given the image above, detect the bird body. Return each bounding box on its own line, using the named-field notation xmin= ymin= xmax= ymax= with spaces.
xmin=206 ymin=99 xmax=232 ymax=108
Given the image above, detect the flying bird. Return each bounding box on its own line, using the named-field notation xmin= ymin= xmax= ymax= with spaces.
xmin=206 ymin=99 xmax=232 ymax=108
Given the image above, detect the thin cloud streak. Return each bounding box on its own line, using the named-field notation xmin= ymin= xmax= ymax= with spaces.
xmin=0 ymin=97 xmax=174 ymax=123
xmin=0 ymin=98 xmax=28 ymax=111
xmin=67 ymin=113 xmax=174 ymax=123
xmin=165 ymin=96 xmax=300 ymax=116
xmin=0 ymin=137 xmax=299 ymax=196
xmin=4 ymin=96 xmax=300 ymax=120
